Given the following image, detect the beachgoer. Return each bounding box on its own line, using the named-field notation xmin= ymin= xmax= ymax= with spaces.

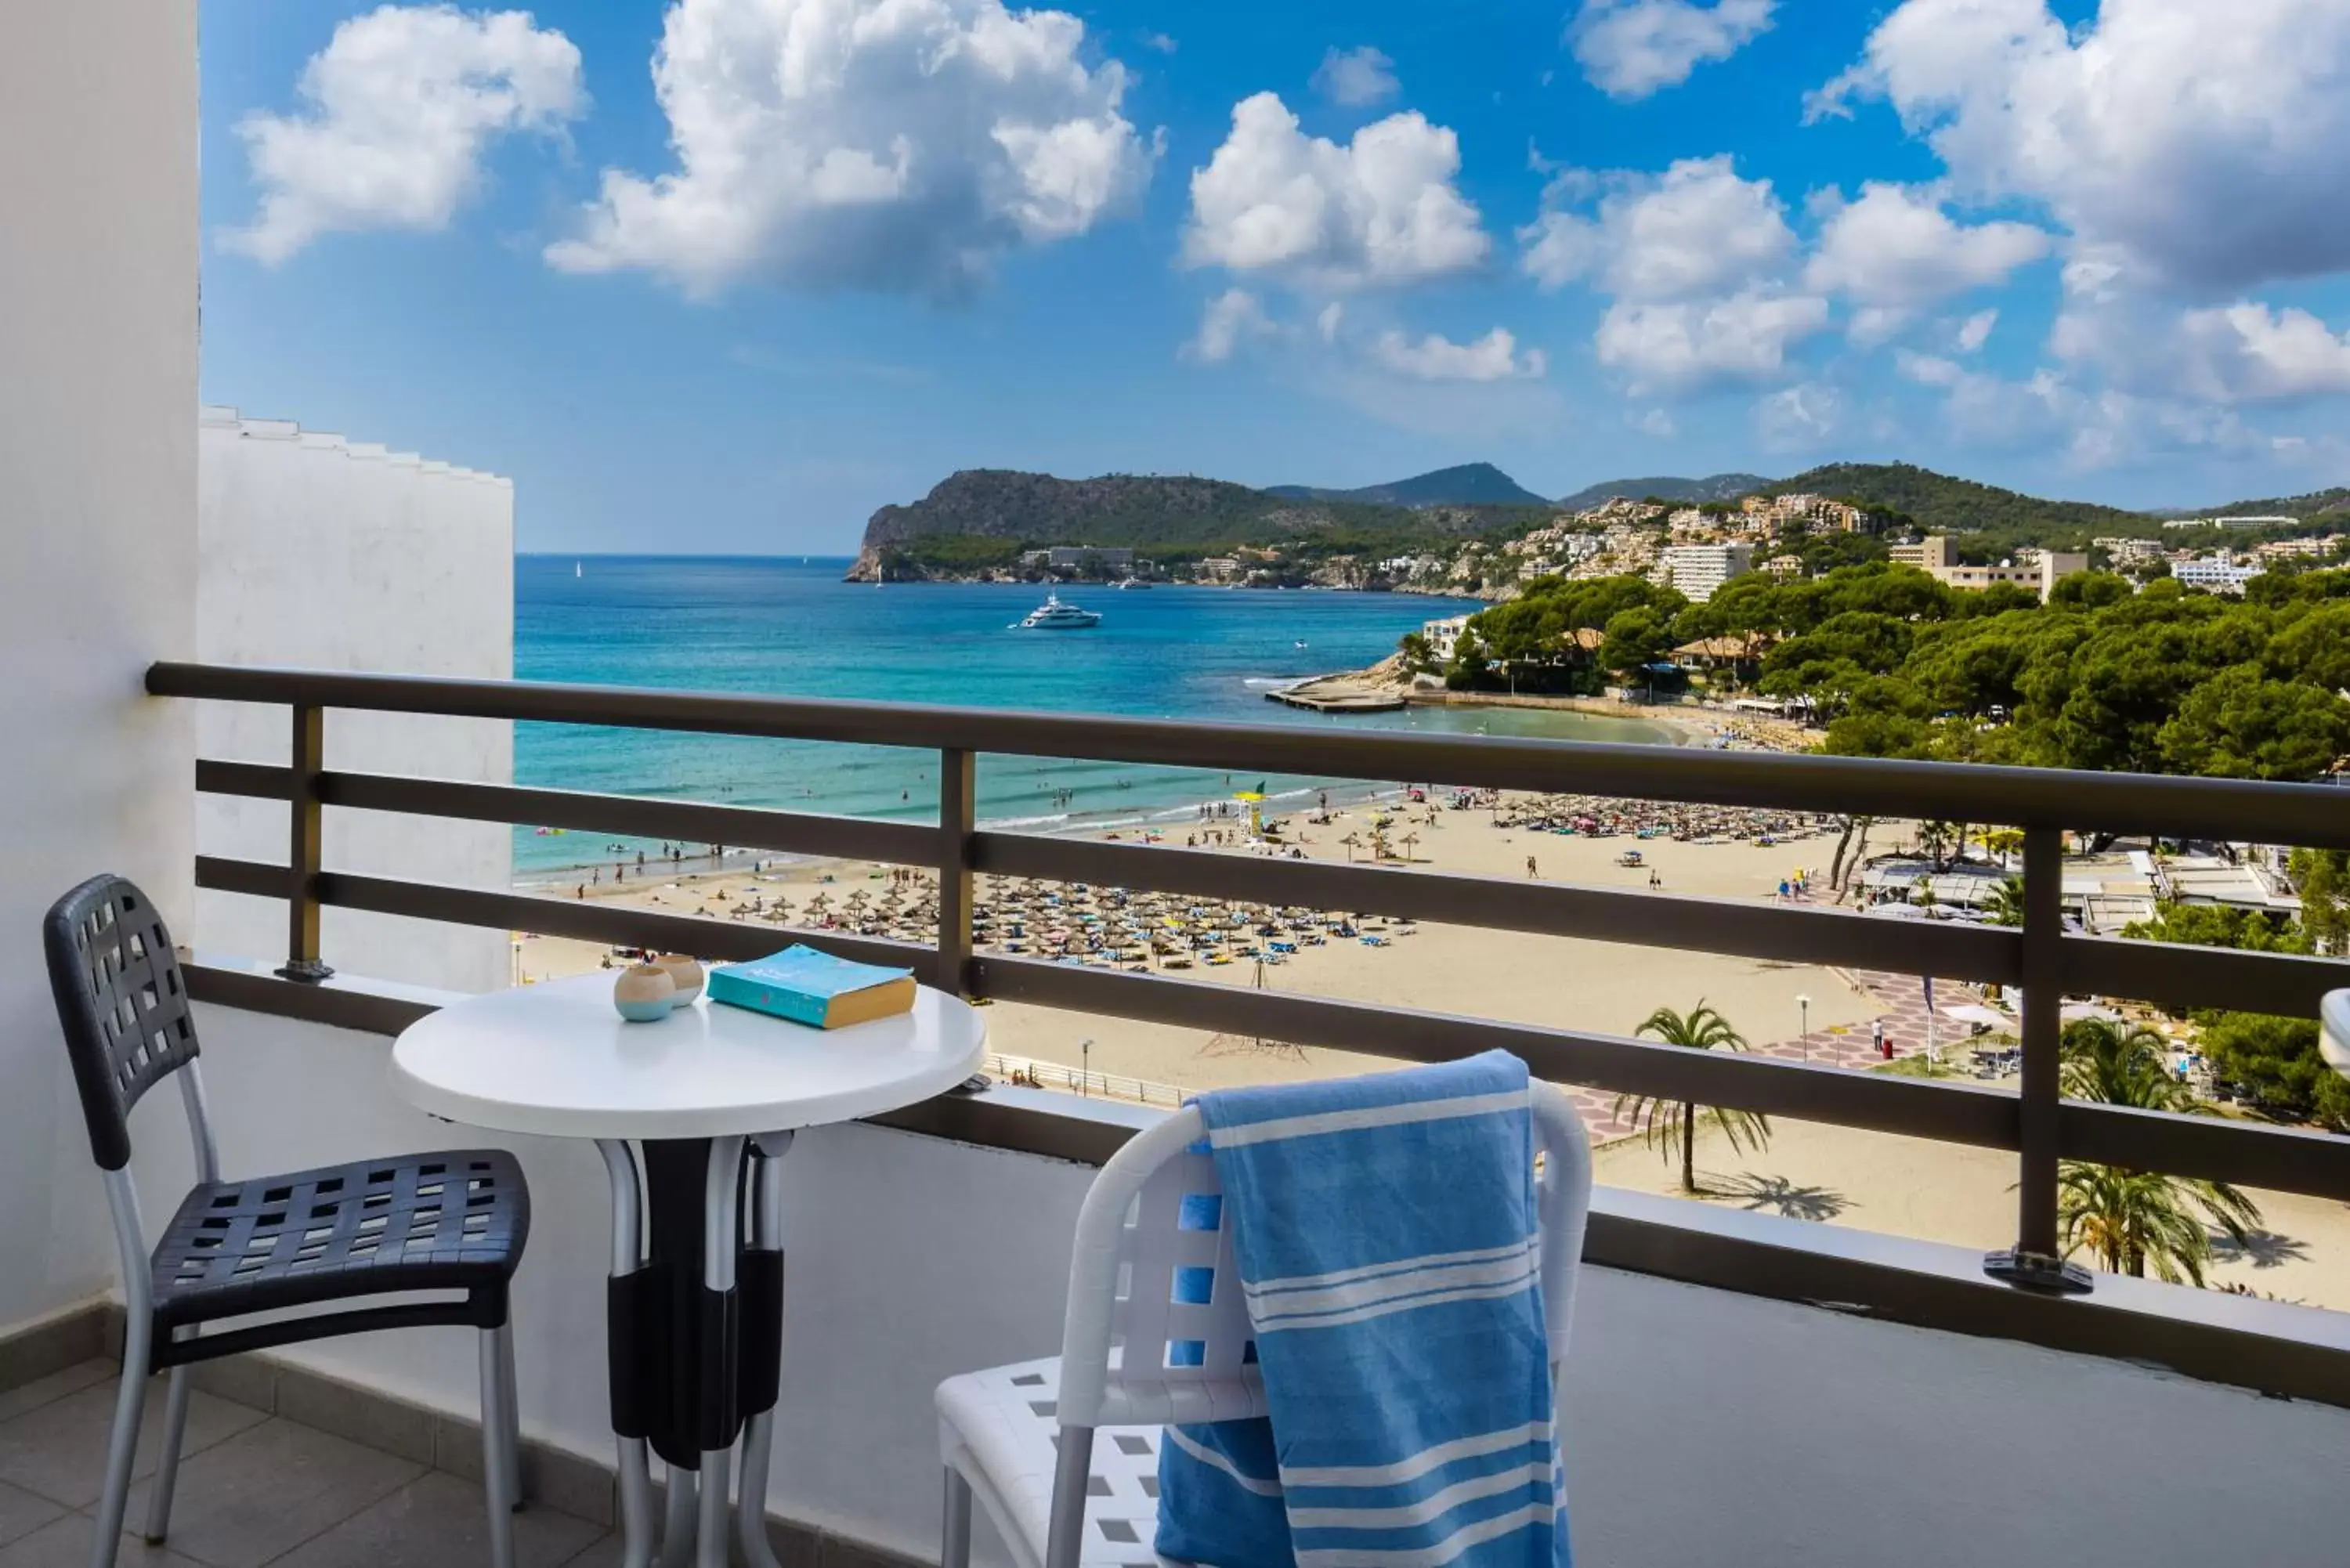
xmin=1526 ymin=855 xmax=1538 ymax=879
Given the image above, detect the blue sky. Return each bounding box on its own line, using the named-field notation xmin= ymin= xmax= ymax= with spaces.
xmin=197 ymin=1 xmax=2350 ymax=551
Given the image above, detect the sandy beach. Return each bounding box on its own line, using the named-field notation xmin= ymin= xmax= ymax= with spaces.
xmin=504 ymin=788 xmax=2350 ymax=1312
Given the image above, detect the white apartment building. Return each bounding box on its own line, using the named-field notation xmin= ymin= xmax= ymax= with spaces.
xmin=1421 ymin=612 xmax=1473 ymax=662
xmin=1660 ymin=543 xmax=1755 ymax=602
xmin=2095 ymin=537 xmax=2168 ymax=565
xmin=2164 ymin=515 xmax=2299 ymax=529
xmin=2254 ymin=535 xmax=2342 ymax=562
xmin=1891 ymin=536 xmax=2088 ymax=601
xmin=2173 ymin=556 xmax=2265 ymax=593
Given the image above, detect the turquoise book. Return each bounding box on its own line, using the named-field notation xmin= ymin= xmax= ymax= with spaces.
xmin=707 ymin=945 xmax=916 ymax=1030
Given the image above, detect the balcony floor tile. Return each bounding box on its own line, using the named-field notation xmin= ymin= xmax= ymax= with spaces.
xmin=0 ymin=1361 xmax=621 ymax=1566
xmin=0 ymin=1364 xmax=115 ymax=1429
xmin=0 ymin=1514 xmax=204 ymax=1568
xmin=0 ymin=1378 xmax=266 ymax=1511
xmin=118 ymin=1418 xmax=424 ymax=1567
xmin=0 ymin=1482 xmax=64 ymax=1552
xmin=266 ymin=1472 xmax=601 ymax=1568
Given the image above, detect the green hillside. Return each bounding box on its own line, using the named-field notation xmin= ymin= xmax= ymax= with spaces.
xmin=2171 ymin=488 xmax=2350 ymax=522
xmin=851 ymin=468 xmax=1556 ymax=579
xmin=1555 ymin=472 xmax=1771 ymax=511
xmin=1769 ymin=463 xmax=2148 ymax=536
xmin=1267 ymin=463 xmax=1551 ymax=508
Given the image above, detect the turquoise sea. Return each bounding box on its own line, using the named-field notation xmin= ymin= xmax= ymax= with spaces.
xmin=513 ymin=556 xmax=1679 ymax=880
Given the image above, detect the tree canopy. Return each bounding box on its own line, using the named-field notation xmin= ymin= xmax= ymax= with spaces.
xmin=1813 ymin=566 xmax=2350 ymax=782
xmin=1436 ymin=565 xmax=2350 ymax=784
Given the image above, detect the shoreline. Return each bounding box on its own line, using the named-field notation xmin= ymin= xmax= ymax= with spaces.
xmin=1271 ymin=669 xmax=1823 ymax=753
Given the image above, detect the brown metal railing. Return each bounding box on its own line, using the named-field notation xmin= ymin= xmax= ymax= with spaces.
xmin=151 ymin=661 xmax=2350 ymax=1295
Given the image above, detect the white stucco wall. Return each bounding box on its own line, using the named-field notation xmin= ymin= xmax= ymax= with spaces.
xmin=195 ymin=407 xmax=514 ymax=994
xmin=0 ymin=0 xmax=198 ymax=1332
xmin=153 ymin=1003 xmax=2350 ymax=1568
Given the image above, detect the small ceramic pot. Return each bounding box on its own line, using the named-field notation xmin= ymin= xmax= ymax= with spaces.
xmin=613 ymin=963 xmax=677 ymax=1022
xmin=653 ymin=952 xmax=705 ymax=1007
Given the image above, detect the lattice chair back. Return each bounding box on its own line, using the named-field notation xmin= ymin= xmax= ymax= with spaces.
xmin=1064 ymin=1109 xmax=1260 ymax=1433
xmin=43 ymin=875 xmax=208 ymax=1172
xmin=1054 ymin=1079 xmax=1592 ymax=1434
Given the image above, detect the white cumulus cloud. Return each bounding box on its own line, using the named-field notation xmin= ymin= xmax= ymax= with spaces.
xmin=1183 ymin=92 xmax=1488 ymax=290
xmin=545 ymin=0 xmax=1155 ymax=297
xmin=1522 ymin=156 xmax=1827 ymax=392
xmin=1596 ymin=291 xmax=1831 ymax=392
xmin=1312 ymin=46 xmax=1401 ymax=108
xmin=1754 ymin=381 xmax=1844 ymax=450
xmin=1804 ymin=182 xmax=2050 ymax=324
xmin=1569 ymin=0 xmax=1775 ymax=101
xmin=1807 ymin=0 xmax=2350 ymax=294
xmin=224 ymin=5 xmax=585 ymax=264
xmin=1520 ymin=156 xmax=1795 ymax=301
xmin=1955 ymin=309 xmax=1999 ymax=353
xmin=1184 ymin=289 xmax=1277 ymax=363
xmin=2175 ymin=303 xmax=2350 ymax=402
xmin=1372 ymin=327 xmax=1548 ymax=382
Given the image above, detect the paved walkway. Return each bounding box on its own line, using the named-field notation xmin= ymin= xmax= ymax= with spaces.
xmin=1560 ymin=968 xmax=1998 ymax=1147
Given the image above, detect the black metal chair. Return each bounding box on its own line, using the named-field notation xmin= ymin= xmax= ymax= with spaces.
xmin=43 ymin=875 xmax=532 ymax=1568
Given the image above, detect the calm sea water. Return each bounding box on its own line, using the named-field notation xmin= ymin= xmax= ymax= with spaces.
xmin=513 ymin=556 xmax=1678 ymax=879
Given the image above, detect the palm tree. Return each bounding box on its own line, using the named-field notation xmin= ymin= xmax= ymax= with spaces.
xmin=2059 ymin=1020 xmax=2192 ymax=1110
xmin=1987 ymin=875 xmax=2026 ymax=928
xmin=2055 ymin=1021 xmax=2261 ymax=1284
xmin=1612 ymin=1003 xmax=1770 ymax=1195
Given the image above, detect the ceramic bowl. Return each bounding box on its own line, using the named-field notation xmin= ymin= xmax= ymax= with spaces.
xmin=613 ymin=963 xmax=677 ymax=1022
xmin=653 ymin=952 xmax=705 ymax=1007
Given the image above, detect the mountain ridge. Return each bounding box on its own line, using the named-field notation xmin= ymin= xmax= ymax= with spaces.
xmin=848 ymin=460 xmax=2341 ymax=580
xmin=1553 ymin=472 xmax=1772 ymax=511
xmin=1266 ymin=462 xmax=1551 ymax=508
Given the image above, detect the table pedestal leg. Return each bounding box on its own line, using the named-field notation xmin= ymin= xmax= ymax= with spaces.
xmin=608 ymin=1134 xmax=792 ymax=1568
xmin=737 ymin=1133 xmax=791 ymax=1568
xmin=598 ymin=1141 xmax=658 ymax=1568
xmin=658 ymin=1468 xmax=696 ymax=1568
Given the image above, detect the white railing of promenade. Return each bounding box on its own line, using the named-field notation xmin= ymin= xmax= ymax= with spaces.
xmin=985 ymin=1053 xmax=1186 ymax=1108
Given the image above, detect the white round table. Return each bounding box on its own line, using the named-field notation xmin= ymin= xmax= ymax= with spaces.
xmin=2322 ymin=988 xmax=2350 ymax=1080
xmin=390 ymin=973 xmax=987 ymax=1568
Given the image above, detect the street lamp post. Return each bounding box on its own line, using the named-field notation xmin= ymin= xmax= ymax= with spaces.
xmin=1081 ymin=1036 xmax=1093 ymax=1097
xmin=1798 ymin=994 xmax=1812 ymax=1064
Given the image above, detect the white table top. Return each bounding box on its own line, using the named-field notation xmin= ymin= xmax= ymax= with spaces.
xmin=2322 ymin=988 xmax=2350 ymax=1081
xmin=389 ymin=972 xmax=988 ymax=1140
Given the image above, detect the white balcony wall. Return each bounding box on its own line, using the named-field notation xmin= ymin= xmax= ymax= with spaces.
xmin=0 ymin=0 xmax=198 ymax=1332
xmin=195 ymin=408 xmax=514 ymax=993
xmin=140 ymin=1001 xmax=2350 ymax=1568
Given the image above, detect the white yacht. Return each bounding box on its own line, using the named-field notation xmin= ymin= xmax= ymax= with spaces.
xmin=1115 ymin=576 xmax=1152 ymax=590
xmin=1014 ymin=593 xmax=1102 ymax=630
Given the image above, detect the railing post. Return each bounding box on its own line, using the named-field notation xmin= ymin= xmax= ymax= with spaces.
xmin=277 ymin=703 xmax=335 ymax=983
xmin=936 ymin=749 xmax=975 ymax=998
xmin=1985 ymin=824 xmax=2088 ymax=1292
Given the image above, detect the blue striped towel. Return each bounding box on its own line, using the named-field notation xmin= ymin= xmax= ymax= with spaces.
xmin=1155 ymin=1051 xmax=1567 ymax=1568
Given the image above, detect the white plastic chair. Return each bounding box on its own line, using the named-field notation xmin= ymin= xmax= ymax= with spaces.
xmin=935 ymin=1081 xmax=1593 ymax=1568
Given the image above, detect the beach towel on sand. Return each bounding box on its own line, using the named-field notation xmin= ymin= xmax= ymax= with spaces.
xmin=1155 ymin=1051 xmax=1568 ymax=1568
